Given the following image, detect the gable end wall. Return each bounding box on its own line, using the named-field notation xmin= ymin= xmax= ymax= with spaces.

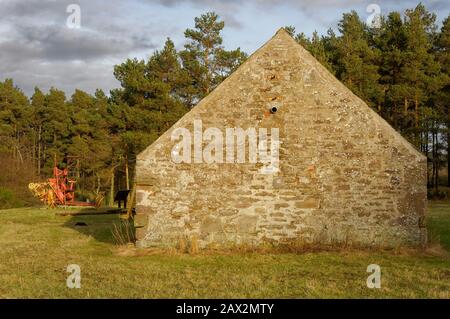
xmin=134 ymin=30 xmax=427 ymax=248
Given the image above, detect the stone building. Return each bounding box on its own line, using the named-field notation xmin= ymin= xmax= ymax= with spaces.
xmin=135 ymin=29 xmax=427 ymax=248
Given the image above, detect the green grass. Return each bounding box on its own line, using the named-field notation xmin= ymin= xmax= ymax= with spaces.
xmin=0 ymin=187 xmax=24 ymax=209
xmin=427 ymin=201 xmax=450 ymax=251
xmin=0 ymin=203 xmax=449 ymax=298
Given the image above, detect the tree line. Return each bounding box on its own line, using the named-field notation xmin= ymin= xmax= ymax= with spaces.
xmin=286 ymin=4 xmax=449 ymax=192
xmin=0 ymin=4 xmax=448 ymax=207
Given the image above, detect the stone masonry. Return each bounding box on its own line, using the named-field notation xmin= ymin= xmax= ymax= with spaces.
xmin=135 ymin=29 xmax=427 ymax=248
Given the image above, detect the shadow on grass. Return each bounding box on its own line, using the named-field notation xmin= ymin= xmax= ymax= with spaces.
xmin=63 ymin=211 xmax=133 ymax=245
xmin=62 ymin=201 xmax=450 ymax=252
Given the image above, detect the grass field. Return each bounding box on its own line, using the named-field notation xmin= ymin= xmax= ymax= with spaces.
xmin=0 ymin=202 xmax=449 ymax=298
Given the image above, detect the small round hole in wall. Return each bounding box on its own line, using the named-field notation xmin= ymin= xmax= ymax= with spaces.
xmin=270 ymin=106 xmax=278 ymax=114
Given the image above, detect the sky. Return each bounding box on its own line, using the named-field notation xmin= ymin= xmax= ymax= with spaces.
xmin=0 ymin=0 xmax=448 ymax=97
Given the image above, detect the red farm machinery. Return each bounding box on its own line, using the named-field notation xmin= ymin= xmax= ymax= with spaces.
xmin=29 ymin=157 xmax=99 ymax=208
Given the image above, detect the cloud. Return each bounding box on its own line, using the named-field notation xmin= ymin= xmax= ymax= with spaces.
xmin=4 ymin=60 xmax=121 ymax=98
xmin=0 ymin=0 xmax=447 ymax=97
xmin=144 ymin=0 xmax=244 ymax=28
xmin=0 ymin=0 xmax=158 ymax=96
xmin=10 ymin=24 xmax=155 ymax=61
xmin=149 ymin=0 xmax=449 ymax=28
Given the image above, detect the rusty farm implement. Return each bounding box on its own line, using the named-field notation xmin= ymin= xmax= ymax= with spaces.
xmin=29 ymin=161 xmax=99 ymax=208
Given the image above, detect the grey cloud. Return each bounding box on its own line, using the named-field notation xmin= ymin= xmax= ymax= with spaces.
xmin=3 ymin=0 xmax=156 ymax=61
xmin=149 ymin=0 xmax=448 ymax=27
xmin=145 ymin=0 xmax=244 ymax=28
xmin=149 ymin=0 xmax=361 ymax=12
xmin=2 ymin=0 xmax=67 ymax=18
xmin=0 ymin=0 xmax=159 ymax=96
xmin=4 ymin=60 xmax=120 ymax=97
xmin=12 ymin=24 xmax=156 ymax=61
xmin=150 ymin=0 xmax=446 ymax=10
xmin=0 ymin=0 xmax=447 ymax=97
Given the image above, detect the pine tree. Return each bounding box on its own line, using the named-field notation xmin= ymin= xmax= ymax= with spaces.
xmin=284 ymin=26 xmax=297 ymax=38
xmin=308 ymin=31 xmax=334 ymax=72
xmin=334 ymin=11 xmax=382 ymax=110
xmin=31 ymin=87 xmax=46 ymax=175
xmin=375 ymin=12 xmax=408 ymax=127
xmin=180 ymin=12 xmax=247 ymax=105
xmin=41 ymin=88 xmax=70 ymax=174
xmin=435 ymin=15 xmax=450 ymax=186
xmin=402 ymin=4 xmax=440 ymax=147
xmin=0 ymin=79 xmax=30 ymax=159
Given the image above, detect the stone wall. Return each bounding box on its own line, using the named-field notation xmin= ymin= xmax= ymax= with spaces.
xmin=135 ymin=29 xmax=427 ymax=249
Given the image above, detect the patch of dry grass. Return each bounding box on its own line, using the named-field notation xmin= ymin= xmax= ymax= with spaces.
xmin=111 ymin=219 xmax=136 ymax=245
